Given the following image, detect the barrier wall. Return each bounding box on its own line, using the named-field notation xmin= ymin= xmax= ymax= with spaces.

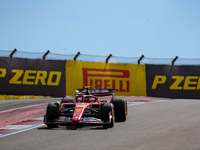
xmin=0 ymin=57 xmax=66 ymax=97
xmin=1 ymin=57 xmax=200 ymax=99
xmin=66 ymin=60 xmax=146 ymax=96
xmin=146 ymin=65 xmax=200 ymax=99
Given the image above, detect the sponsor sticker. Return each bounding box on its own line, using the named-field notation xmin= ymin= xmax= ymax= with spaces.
xmin=59 ymin=117 xmax=70 ymax=121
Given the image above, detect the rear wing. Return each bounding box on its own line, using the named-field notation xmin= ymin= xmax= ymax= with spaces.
xmin=75 ymin=88 xmax=115 ymax=96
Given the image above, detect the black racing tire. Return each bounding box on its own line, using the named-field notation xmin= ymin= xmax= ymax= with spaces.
xmin=61 ymin=97 xmax=75 ymax=103
xmin=46 ymin=102 xmax=60 ymax=128
xmin=100 ymin=103 xmax=115 ymax=128
xmin=46 ymin=102 xmax=60 ymax=121
xmin=110 ymin=98 xmax=127 ymax=122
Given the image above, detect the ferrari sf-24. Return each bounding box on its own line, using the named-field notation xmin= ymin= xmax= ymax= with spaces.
xmin=44 ymin=86 xmax=127 ymax=128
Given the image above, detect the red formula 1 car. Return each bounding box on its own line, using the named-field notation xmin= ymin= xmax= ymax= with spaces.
xmin=44 ymin=86 xmax=127 ymax=128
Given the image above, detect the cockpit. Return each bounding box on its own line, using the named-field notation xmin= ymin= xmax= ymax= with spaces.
xmin=75 ymin=95 xmax=98 ymax=103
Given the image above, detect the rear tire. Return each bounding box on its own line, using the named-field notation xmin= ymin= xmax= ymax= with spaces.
xmin=110 ymin=98 xmax=127 ymax=122
xmin=61 ymin=97 xmax=75 ymax=103
xmin=101 ymin=103 xmax=115 ymax=128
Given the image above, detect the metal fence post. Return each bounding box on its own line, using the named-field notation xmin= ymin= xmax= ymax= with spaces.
xmin=43 ymin=50 xmax=50 ymax=60
xmin=74 ymin=52 xmax=81 ymax=61
xmin=106 ymin=54 xmax=112 ymax=63
xmin=10 ymin=48 xmax=17 ymax=58
xmin=172 ymin=56 xmax=178 ymax=65
xmin=138 ymin=55 xmax=144 ymax=64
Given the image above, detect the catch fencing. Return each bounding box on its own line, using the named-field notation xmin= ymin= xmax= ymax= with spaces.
xmin=0 ymin=49 xmax=200 ymax=65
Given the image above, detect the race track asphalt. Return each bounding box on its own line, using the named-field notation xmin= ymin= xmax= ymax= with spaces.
xmin=0 ymin=97 xmax=200 ymax=150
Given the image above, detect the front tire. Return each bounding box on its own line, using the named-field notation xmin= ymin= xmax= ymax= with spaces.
xmin=46 ymin=102 xmax=60 ymax=128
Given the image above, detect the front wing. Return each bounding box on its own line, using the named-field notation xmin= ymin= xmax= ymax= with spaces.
xmin=45 ymin=116 xmax=111 ymax=126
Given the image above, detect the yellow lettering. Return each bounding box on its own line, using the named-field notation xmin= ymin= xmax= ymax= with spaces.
xmin=196 ymin=77 xmax=200 ymax=90
xmin=0 ymin=68 xmax=6 ymax=77
xmin=9 ymin=69 xmax=61 ymax=86
xmin=152 ymin=75 xmax=166 ymax=89
xmin=22 ymin=70 xmax=36 ymax=85
xmin=170 ymin=76 xmax=184 ymax=90
xmin=35 ymin=71 xmax=47 ymax=85
xmin=9 ymin=69 xmax=24 ymax=84
xmin=47 ymin=71 xmax=61 ymax=86
xmin=183 ymin=76 xmax=198 ymax=90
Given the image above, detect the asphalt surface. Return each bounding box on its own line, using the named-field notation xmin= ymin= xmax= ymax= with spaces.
xmin=0 ymin=98 xmax=200 ymax=150
xmin=0 ymin=98 xmax=61 ymax=111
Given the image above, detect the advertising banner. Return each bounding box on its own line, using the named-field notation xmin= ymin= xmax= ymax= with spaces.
xmin=146 ymin=65 xmax=200 ymax=99
xmin=0 ymin=57 xmax=65 ymax=97
xmin=66 ymin=60 xmax=146 ymax=96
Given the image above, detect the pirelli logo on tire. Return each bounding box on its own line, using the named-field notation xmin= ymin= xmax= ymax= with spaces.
xmin=66 ymin=60 xmax=146 ymax=96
